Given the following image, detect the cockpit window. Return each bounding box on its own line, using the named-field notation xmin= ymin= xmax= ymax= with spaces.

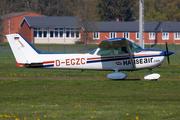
xmin=97 ymin=49 xmax=111 ymax=56
xmin=89 ymin=48 xmax=97 ymax=55
xmin=114 ymin=47 xmax=128 ymax=55
xmin=113 ymin=42 xmax=142 ymax=55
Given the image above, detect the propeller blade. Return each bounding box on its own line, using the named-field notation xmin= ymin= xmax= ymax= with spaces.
xmin=167 ymin=55 xmax=170 ymax=65
xmin=165 ymin=42 xmax=170 ymax=65
xmin=166 ymin=42 xmax=169 ymax=54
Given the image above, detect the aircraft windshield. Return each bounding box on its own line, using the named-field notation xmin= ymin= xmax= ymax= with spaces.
xmin=130 ymin=42 xmax=142 ymax=52
xmin=89 ymin=42 xmax=142 ymax=56
xmin=89 ymin=48 xmax=98 ymax=55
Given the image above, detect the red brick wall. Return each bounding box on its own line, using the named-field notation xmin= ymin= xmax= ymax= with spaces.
xmin=84 ymin=31 xmax=180 ymax=44
xmin=2 ymin=12 xmax=44 ymax=42
xmin=2 ymin=19 xmax=9 ymax=42
xmin=21 ymin=21 xmax=33 ymax=43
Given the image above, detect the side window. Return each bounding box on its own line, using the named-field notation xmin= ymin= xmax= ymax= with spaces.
xmin=114 ymin=47 xmax=128 ymax=55
xmin=97 ymin=49 xmax=111 ymax=56
xmin=113 ymin=43 xmax=142 ymax=55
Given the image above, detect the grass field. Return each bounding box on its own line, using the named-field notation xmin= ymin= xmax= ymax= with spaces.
xmin=0 ymin=43 xmax=180 ymax=120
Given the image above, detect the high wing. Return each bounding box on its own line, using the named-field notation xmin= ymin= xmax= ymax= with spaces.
xmin=98 ymin=38 xmax=136 ymax=68
xmin=98 ymin=38 xmax=134 ymax=49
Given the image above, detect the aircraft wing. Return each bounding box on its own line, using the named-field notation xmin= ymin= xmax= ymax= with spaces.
xmin=98 ymin=38 xmax=136 ymax=68
xmin=98 ymin=37 xmax=134 ymax=49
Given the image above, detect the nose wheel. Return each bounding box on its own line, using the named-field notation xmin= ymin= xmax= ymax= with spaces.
xmin=144 ymin=69 xmax=160 ymax=81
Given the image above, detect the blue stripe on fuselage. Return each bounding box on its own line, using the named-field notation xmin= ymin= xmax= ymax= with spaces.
xmin=43 ymin=64 xmax=54 ymax=68
xmin=87 ymin=50 xmax=166 ymax=64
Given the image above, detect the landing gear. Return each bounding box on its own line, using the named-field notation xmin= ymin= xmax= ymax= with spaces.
xmin=107 ymin=68 xmax=127 ymax=80
xmin=144 ymin=69 xmax=160 ymax=81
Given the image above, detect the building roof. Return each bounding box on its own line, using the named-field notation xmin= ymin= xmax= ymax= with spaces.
xmin=96 ymin=21 xmax=180 ymax=32
xmin=154 ymin=22 xmax=180 ymax=32
xmin=20 ymin=16 xmax=180 ymax=32
xmin=1 ymin=11 xmax=43 ymax=19
xmin=20 ymin=16 xmax=80 ymax=28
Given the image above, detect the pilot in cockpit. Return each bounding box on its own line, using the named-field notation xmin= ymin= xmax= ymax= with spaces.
xmin=119 ymin=47 xmax=128 ymax=54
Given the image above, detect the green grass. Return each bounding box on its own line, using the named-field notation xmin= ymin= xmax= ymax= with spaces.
xmin=0 ymin=80 xmax=180 ymax=120
xmin=0 ymin=44 xmax=180 ymax=119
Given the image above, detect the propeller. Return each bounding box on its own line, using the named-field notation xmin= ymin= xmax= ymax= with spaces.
xmin=165 ymin=42 xmax=170 ymax=65
xmin=165 ymin=42 xmax=175 ymax=65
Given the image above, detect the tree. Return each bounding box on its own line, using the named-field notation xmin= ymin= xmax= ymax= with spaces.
xmin=139 ymin=0 xmax=180 ymax=22
xmin=74 ymin=0 xmax=99 ymax=49
xmin=98 ymin=0 xmax=136 ymax=21
xmin=0 ymin=0 xmax=7 ymax=48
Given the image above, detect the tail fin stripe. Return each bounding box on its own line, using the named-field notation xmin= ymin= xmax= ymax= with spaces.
xmin=18 ymin=33 xmax=42 ymax=54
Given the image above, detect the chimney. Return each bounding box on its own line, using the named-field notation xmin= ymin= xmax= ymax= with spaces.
xmin=116 ymin=18 xmax=119 ymax=22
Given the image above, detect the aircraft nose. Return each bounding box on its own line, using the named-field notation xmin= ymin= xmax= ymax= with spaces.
xmin=166 ymin=51 xmax=174 ymax=56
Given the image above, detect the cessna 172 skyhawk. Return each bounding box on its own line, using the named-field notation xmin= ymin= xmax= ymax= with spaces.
xmin=6 ymin=33 xmax=174 ymax=80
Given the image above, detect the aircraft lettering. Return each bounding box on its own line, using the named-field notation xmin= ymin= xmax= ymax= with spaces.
xmin=71 ymin=59 xmax=75 ymax=65
xmin=154 ymin=59 xmax=160 ymax=62
xmin=55 ymin=58 xmax=86 ymax=66
xmin=123 ymin=60 xmax=131 ymax=65
xmin=81 ymin=58 xmax=85 ymax=65
xmin=76 ymin=58 xmax=80 ymax=65
xmin=123 ymin=58 xmax=153 ymax=66
xmin=66 ymin=59 xmax=70 ymax=66
xmin=56 ymin=60 xmax=60 ymax=66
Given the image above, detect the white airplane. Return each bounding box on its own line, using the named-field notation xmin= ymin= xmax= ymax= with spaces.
xmin=6 ymin=33 xmax=174 ymax=81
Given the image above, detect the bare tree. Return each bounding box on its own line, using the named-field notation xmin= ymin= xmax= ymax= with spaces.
xmin=74 ymin=0 xmax=99 ymax=49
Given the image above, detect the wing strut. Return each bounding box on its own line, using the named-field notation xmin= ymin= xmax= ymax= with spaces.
xmin=126 ymin=40 xmax=136 ymax=68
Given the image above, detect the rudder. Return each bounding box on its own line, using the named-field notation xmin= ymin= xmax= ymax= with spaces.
xmin=6 ymin=33 xmax=41 ymax=64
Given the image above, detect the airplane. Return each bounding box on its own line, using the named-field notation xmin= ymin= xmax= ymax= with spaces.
xmin=6 ymin=33 xmax=174 ymax=81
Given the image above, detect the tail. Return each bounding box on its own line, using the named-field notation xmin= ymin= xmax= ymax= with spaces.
xmin=6 ymin=33 xmax=41 ymax=66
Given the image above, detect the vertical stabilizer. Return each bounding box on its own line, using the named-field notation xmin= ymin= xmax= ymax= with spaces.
xmin=6 ymin=33 xmax=41 ymax=64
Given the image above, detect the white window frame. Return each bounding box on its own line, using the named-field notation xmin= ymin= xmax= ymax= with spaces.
xmin=54 ymin=28 xmax=59 ymax=38
xmin=59 ymin=28 xmax=64 ymax=38
xmin=34 ymin=28 xmax=48 ymax=38
xmin=49 ymin=29 xmax=54 ymax=38
xmin=136 ymin=32 xmax=139 ymax=40
xmin=110 ymin=32 xmax=116 ymax=39
xmin=93 ymin=32 xmax=100 ymax=39
xmin=65 ymin=28 xmax=80 ymax=39
xmin=50 ymin=28 xmax=64 ymax=38
xmin=174 ymin=32 xmax=180 ymax=40
xmin=123 ymin=32 xmax=129 ymax=39
xmin=149 ymin=32 xmax=155 ymax=40
xmin=75 ymin=28 xmax=80 ymax=38
xmin=162 ymin=32 xmax=169 ymax=40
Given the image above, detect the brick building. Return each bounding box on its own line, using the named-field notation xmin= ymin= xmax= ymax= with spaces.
xmin=4 ymin=15 xmax=180 ymax=44
xmin=1 ymin=11 xmax=44 ymax=42
xmin=91 ymin=21 xmax=180 ymax=44
xmin=20 ymin=16 xmax=180 ymax=44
